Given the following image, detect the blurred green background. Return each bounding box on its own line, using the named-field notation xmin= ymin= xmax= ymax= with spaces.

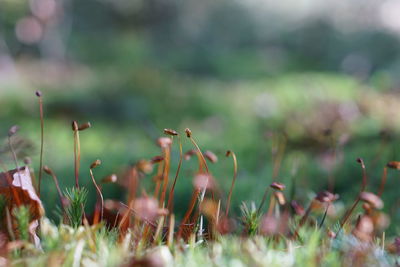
xmin=2 ymin=0 xmax=400 ymax=232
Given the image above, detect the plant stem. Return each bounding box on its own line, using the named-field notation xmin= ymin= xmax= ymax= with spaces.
xmin=8 ymin=136 xmax=23 ymax=186
xmin=90 ymin=168 xmax=104 ymax=223
xmin=167 ymin=135 xmax=183 ymax=213
xmin=159 ymin=143 xmax=171 ymax=207
xmin=225 ymin=150 xmax=237 ymax=217
xmin=75 ymin=130 xmax=81 ymax=188
xmin=38 ymin=95 xmax=44 ymax=196
xmin=257 ymin=187 xmax=269 ymax=215
xmin=319 ymin=203 xmax=330 ymax=228
xmin=337 ymin=159 xmax=367 ymax=235
xmin=378 ymin=167 xmax=387 ymax=197
xmin=44 ymin=167 xmax=66 ymax=212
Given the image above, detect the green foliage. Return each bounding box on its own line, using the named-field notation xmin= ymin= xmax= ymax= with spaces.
xmin=240 ymin=202 xmax=261 ymax=236
xmin=64 ymin=187 xmax=88 ymax=228
xmin=13 ymin=205 xmax=30 ymax=241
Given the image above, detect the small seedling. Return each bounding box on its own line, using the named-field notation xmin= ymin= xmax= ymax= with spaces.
xmin=65 ymin=187 xmax=88 ymax=228
xmin=13 ymin=205 xmax=30 ymax=241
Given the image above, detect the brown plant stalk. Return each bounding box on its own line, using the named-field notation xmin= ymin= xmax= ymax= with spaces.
xmin=159 ymin=143 xmax=171 ymax=207
xmin=90 ymin=160 xmax=104 ymax=224
xmin=167 ymin=137 xmax=183 ymax=213
xmin=36 ymin=90 xmax=45 ymax=196
xmin=225 ymin=150 xmax=237 ymax=217
xmin=337 ymin=158 xmax=367 ymax=234
xmin=378 ymin=167 xmax=387 ymax=197
xmin=43 ymin=166 xmax=67 ymax=213
xmin=177 ymin=128 xmax=211 ymax=238
xmin=72 ymin=121 xmax=80 ymax=188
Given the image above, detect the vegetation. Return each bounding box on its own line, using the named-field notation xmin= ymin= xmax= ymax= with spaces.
xmin=2 ymin=1 xmax=400 ymax=265
xmin=0 ymin=93 xmax=400 ymax=266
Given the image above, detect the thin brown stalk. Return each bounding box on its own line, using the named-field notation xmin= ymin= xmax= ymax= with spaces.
xmin=167 ymin=214 xmax=175 ymax=247
xmin=43 ymin=166 xmax=66 ymax=212
xmin=76 ymin=131 xmax=81 ymax=187
xmin=159 ymin=144 xmax=171 ymax=207
xmin=216 ymin=200 xmax=221 ymax=226
xmin=378 ymin=167 xmax=387 ymax=197
xmin=113 ymin=211 xmax=120 ymax=229
xmin=319 ymin=203 xmax=330 ymax=228
xmin=90 ymin=165 xmax=104 ymax=223
xmin=72 ymin=121 xmax=80 ymax=188
xmin=186 ymin=129 xmax=211 ymax=200
xmin=118 ymin=200 xmax=134 ymax=238
xmin=153 ymin=215 xmax=165 ymax=245
xmin=187 ymin=138 xmax=209 ymax=174
xmin=225 ymin=150 xmax=237 ymax=217
xmin=298 ymin=201 xmax=313 ymax=227
xmin=167 ymin=135 xmax=183 ymax=213
xmin=337 ymin=158 xmax=367 ymax=235
xmin=180 ymin=129 xmax=213 ymax=238
xmin=177 ymin=188 xmax=200 ymax=238
xmin=153 ymin=162 xmax=164 ymax=199
xmin=36 ymin=91 xmax=44 ymax=196
xmin=257 ymin=187 xmax=269 ymax=215
xmin=72 ymin=121 xmax=91 ymax=189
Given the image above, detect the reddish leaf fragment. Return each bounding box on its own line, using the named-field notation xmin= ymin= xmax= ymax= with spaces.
xmin=0 ymin=167 xmax=44 ymax=220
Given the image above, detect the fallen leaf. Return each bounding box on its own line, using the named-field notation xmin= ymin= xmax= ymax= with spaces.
xmin=0 ymin=166 xmax=44 ymax=220
xmin=0 ymin=166 xmax=44 ymax=246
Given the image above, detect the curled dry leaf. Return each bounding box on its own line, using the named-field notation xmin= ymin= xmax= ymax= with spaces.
xmin=0 ymin=167 xmax=44 ymax=246
xmin=0 ymin=167 xmax=44 ymax=220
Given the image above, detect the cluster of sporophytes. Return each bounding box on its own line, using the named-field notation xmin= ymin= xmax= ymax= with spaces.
xmin=1 ymin=91 xmax=400 ymax=266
